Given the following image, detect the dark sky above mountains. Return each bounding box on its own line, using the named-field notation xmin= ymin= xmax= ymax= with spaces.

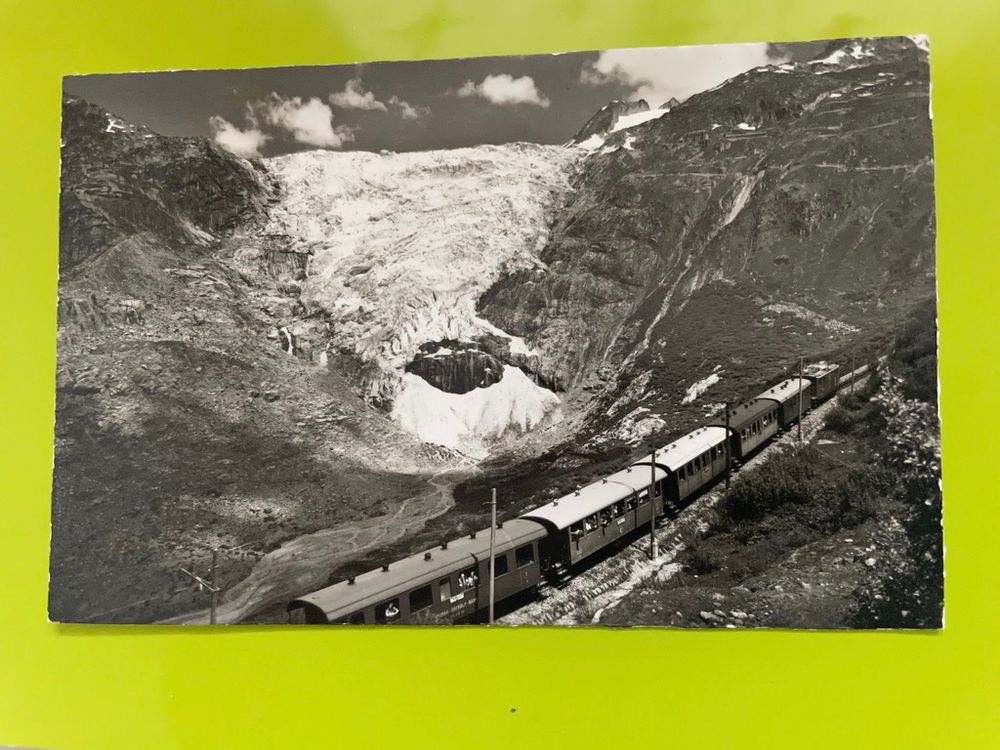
xmin=64 ymin=40 xmax=826 ymax=157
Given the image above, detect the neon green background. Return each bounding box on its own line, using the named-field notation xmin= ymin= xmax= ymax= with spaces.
xmin=0 ymin=1 xmax=996 ymax=747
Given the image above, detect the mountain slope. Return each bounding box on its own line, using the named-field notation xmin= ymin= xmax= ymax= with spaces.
xmin=51 ymin=97 xmax=455 ymax=623
xmin=479 ymin=36 xmax=934 ymax=425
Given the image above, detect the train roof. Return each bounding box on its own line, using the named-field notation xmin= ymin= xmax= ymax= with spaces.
xmin=520 ymin=464 xmax=667 ymax=531
xmin=708 ymin=399 xmax=776 ymax=431
xmin=803 ymin=362 xmax=840 ymax=378
xmin=288 ymin=518 xmax=546 ymax=621
xmin=756 ymin=378 xmax=811 ymax=405
xmin=631 ymin=426 xmax=729 ymax=472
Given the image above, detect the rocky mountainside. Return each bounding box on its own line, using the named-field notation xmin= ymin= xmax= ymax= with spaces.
xmin=52 ymin=96 xmax=457 ymax=622
xmin=479 ymin=36 xmax=934 ymax=449
xmin=59 ymin=95 xmax=278 ymax=272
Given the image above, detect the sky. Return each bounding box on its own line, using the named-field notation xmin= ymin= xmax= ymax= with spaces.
xmin=64 ymin=40 xmax=827 ymax=157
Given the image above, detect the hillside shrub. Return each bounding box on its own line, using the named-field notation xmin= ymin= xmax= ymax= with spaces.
xmin=824 ymin=405 xmax=856 ymax=433
xmin=720 ymin=447 xmax=827 ymax=526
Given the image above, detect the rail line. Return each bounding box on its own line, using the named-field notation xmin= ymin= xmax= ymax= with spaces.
xmin=499 ymin=380 xmax=863 ymax=625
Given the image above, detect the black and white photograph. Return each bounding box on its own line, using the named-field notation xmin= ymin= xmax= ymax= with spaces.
xmin=51 ymin=35 xmax=941 ymax=627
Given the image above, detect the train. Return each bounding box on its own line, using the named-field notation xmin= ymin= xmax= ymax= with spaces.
xmin=288 ymin=361 xmax=867 ymax=625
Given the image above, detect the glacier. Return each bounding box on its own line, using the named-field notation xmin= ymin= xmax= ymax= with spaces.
xmin=263 ymin=143 xmax=575 ymax=453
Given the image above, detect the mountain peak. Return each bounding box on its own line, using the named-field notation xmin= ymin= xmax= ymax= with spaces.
xmin=572 ymin=98 xmax=651 ymax=144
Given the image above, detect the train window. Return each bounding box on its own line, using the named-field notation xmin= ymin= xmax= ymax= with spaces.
xmin=585 ymin=514 xmax=598 ymax=532
xmin=439 ymin=577 xmax=452 ymax=602
xmin=459 ymin=566 xmax=478 ymax=590
xmin=711 ymin=446 xmax=717 ymax=461
xmin=494 ymin=553 xmax=509 ymax=578
xmin=516 ymin=544 xmax=534 ymax=568
xmin=613 ymin=501 xmax=625 ymax=517
xmin=626 ymin=496 xmax=636 ymax=511
xmin=350 ymin=612 xmax=365 ymax=625
xmin=570 ymin=522 xmax=584 ymax=539
xmin=410 ymin=585 xmax=433 ymax=613
xmin=638 ymin=492 xmax=649 ymax=506
xmin=375 ymin=598 xmax=401 ymax=624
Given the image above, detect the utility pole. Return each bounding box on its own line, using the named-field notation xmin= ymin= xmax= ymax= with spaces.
xmin=180 ymin=550 xmax=220 ymax=625
xmin=797 ymin=357 xmax=804 ymax=447
xmin=649 ymin=443 xmax=658 ymax=561
xmin=488 ymin=487 xmax=497 ymax=625
xmin=724 ymin=402 xmax=732 ymax=491
xmin=209 ymin=549 xmax=219 ymax=625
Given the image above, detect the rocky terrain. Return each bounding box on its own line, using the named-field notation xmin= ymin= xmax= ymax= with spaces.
xmin=52 ymin=98 xmax=456 ymax=622
xmin=50 ymin=36 xmax=936 ymax=624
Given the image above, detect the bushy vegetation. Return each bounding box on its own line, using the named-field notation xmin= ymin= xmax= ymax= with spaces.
xmin=888 ymin=298 xmax=938 ymax=405
xmin=681 ymin=445 xmax=886 ymax=581
xmin=680 ymin=299 xmax=941 ymax=628
xmin=851 ymin=299 xmax=941 ymax=627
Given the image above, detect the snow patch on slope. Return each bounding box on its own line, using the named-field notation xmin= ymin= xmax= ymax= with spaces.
xmin=722 ymin=175 xmax=757 ymax=228
xmin=391 ymin=366 xmax=561 ymax=458
xmin=612 ymin=108 xmax=667 ymax=133
xmin=611 ymin=407 xmax=665 ymax=445
xmin=681 ymin=369 xmax=722 ymax=404
xmin=575 ymin=108 xmax=668 ymax=153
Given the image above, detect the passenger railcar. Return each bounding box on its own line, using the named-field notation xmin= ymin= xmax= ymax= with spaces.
xmin=803 ymin=363 xmax=840 ymax=405
xmin=520 ymin=464 xmax=667 ymax=567
xmin=631 ymin=426 xmax=730 ymax=510
xmin=756 ymin=378 xmax=813 ymax=429
xmin=287 ymin=518 xmax=546 ymax=624
xmin=709 ymin=399 xmax=779 ymax=460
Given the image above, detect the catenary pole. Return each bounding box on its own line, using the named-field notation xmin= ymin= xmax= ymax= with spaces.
xmin=209 ymin=548 xmax=218 ymax=625
xmin=488 ymin=487 xmax=496 ymax=625
xmin=725 ymin=402 xmax=732 ymax=491
xmin=649 ymin=444 xmax=658 ymax=561
xmin=797 ymin=357 xmax=804 ymax=447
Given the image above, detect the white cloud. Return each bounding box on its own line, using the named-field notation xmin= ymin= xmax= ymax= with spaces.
xmin=388 ymin=95 xmax=429 ymax=120
xmin=257 ymin=94 xmax=354 ymax=148
xmin=208 ymin=115 xmax=269 ymax=158
xmin=456 ymin=74 xmax=550 ymax=107
xmin=580 ymin=43 xmax=775 ymax=105
xmin=329 ymin=79 xmax=429 ymax=120
xmin=329 ymin=78 xmax=388 ymax=111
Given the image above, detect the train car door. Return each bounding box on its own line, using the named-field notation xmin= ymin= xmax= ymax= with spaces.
xmin=514 ymin=542 xmax=538 ymax=589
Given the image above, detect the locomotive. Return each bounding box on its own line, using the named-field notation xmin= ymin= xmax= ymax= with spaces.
xmin=288 ymin=361 xmax=864 ymax=625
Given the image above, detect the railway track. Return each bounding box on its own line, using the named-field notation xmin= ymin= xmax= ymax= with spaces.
xmin=499 ymin=382 xmax=863 ymax=626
